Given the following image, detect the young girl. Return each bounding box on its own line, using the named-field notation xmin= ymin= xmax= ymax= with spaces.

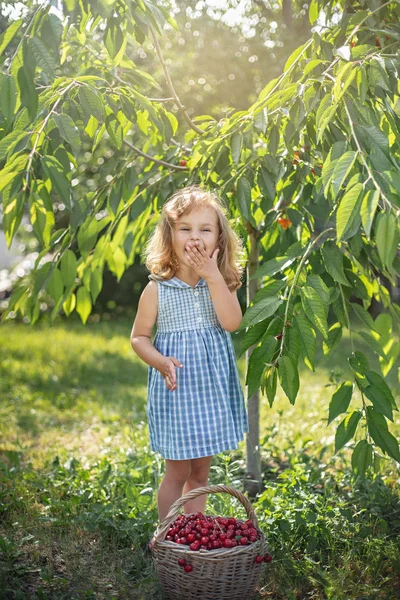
xmin=130 ymin=185 xmax=249 ymax=545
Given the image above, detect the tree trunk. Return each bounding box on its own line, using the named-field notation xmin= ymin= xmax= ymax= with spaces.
xmin=244 ymin=230 xmax=262 ymax=498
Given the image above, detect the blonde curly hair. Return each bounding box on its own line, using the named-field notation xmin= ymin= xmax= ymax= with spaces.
xmin=143 ymin=185 xmax=247 ymax=291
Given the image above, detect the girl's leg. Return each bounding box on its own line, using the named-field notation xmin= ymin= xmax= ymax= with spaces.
xmin=182 ymin=455 xmax=213 ymax=515
xmin=157 ymin=458 xmax=191 ymax=522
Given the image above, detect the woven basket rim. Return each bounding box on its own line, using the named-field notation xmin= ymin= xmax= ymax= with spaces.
xmin=152 ymin=524 xmax=267 ymax=556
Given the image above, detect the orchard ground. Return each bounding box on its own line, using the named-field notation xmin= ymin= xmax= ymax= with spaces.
xmin=0 ymin=315 xmax=399 ymax=600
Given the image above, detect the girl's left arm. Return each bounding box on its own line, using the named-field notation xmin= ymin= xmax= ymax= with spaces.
xmin=206 ymin=273 xmax=243 ymax=332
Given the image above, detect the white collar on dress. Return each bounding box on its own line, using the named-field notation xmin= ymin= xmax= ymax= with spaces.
xmin=148 ymin=274 xmax=207 ymax=288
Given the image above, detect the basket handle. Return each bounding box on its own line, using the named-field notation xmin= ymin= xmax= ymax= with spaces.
xmin=155 ymin=484 xmax=258 ymax=543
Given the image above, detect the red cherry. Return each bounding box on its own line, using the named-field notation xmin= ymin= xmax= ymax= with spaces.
xmin=190 ymin=541 xmax=201 ymax=551
xmin=240 ymin=537 xmax=249 ymax=545
xmin=255 ymin=555 xmax=264 ymax=563
xmin=264 ymin=553 xmax=273 ymax=563
xmin=223 ymin=539 xmax=234 ymax=548
xmin=200 ymin=536 xmax=209 ymax=545
xmin=179 ymin=159 xmax=187 ymax=167
xmin=184 ymin=563 xmax=193 ymax=572
xmin=178 ymin=558 xmax=187 ymax=567
xmin=186 ymin=533 xmax=196 ymax=543
xmin=212 ymin=540 xmax=222 ymax=549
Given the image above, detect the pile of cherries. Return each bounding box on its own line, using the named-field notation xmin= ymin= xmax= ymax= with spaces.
xmin=165 ymin=511 xmax=272 ymax=564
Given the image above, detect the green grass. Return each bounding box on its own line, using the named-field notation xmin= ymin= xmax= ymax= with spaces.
xmin=0 ymin=315 xmax=399 ymax=599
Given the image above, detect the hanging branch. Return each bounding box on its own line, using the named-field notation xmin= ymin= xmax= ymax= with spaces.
xmin=272 ymin=227 xmax=336 ymax=366
xmin=149 ymin=24 xmax=205 ymax=135
xmin=122 ymin=139 xmax=187 ymax=170
xmin=343 ymin=98 xmax=396 ymax=213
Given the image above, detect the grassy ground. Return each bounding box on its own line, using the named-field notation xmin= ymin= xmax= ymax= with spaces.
xmin=0 ymin=314 xmax=399 ymax=600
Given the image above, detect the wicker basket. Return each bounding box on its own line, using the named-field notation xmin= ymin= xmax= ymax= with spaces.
xmin=151 ymin=484 xmax=268 ymax=600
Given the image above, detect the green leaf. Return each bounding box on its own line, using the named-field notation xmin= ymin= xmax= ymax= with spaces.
xmin=105 ymin=112 xmax=123 ymax=149
xmin=78 ymin=86 xmax=105 ymax=122
xmin=321 ymin=242 xmax=349 ymax=286
xmin=351 ymin=440 xmax=373 ymax=477
xmin=293 ymin=315 xmax=316 ymax=371
xmin=365 ymin=370 xmax=397 ymax=411
xmin=278 ymin=355 xmax=299 ymax=405
xmin=335 ymin=410 xmax=362 ymax=453
xmin=53 ymin=113 xmax=81 ymax=154
xmin=62 ymin=292 xmax=76 ymax=317
xmin=309 ymin=0 xmax=319 ymax=24
xmin=330 ymin=151 xmax=358 ymax=199
xmin=366 ymin=407 xmax=400 ymax=463
xmin=76 ymin=286 xmax=92 ymax=325
xmin=300 ymin=286 xmax=328 ymax=339
xmin=306 ymin=274 xmax=330 ymax=318
xmin=336 ymin=183 xmax=363 ymax=242
xmin=0 ymin=19 xmax=23 ymax=56
xmin=104 ymin=17 xmax=124 ymax=60
xmin=364 ymin=384 xmax=393 ymax=422
xmin=230 ymin=132 xmax=242 ymax=166
xmin=360 ymin=189 xmax=379 ymax=239
xmin=246 ymin=336 xmax=278 ymax=398
xmin=351 ymin=303 xmax=378 ymax=333
xmin=321 ymin=141 xmax=347 ymax=197
xmin=107 ymin=246 xmax=126 ymax=281
xmin=29 ymin=36 xmax=57 ymax=77
xmin=252 ymin=254 xmax=301 ymax=280
xmin=263 ymin=366 xmax=277 ymax=408
xmin=284 ymin=40 xmax=309 ymax=72
xmin=77 ymin=218 xmax=102 ymax=259
xmin=239 ymin=319 xmax=270 ymax=357
xmin=348 ymin=351 xmax=369 ymax=376
xmin=41 ymin=156 xmax=71 ymax=209
xmin=375 ymin=211 xmax=398 ymax=271
xmin=355 ymin=330 xmax=386 ymax=360
xmin=46 ymin=267 xmax=64 ymax=303
xmin=236 ymin=176 xmax=251 ymax=222
xmin=238 ymin=296 xmax=283 ymax=331
xmin=0 ymin=73 xmax=16 ymax=122
xmin=3 ymin=190 xmax=25 ymax=248
xmin=60 ymin=249 xmax=77 ymax=289
xmin=90 ymin=267 xmax=103 ymax=303
xmin=29 ymin=182 xmax=55 ymax=247
xmin=322 ymin=322 xmax=342 ymax=357
xmin=328 ymin=381 xmax=353 ymax=424
xmin=286 ymin=324 xmax=301 ymax=363
xmin=252 ymin=280 xmax=286 ymax=304
xmin=17 ymin=66 xmax=38 ymax=121
xmin=254 ymin=108 xmax=267 ymax=133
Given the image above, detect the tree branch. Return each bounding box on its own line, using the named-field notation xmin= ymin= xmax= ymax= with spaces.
xmin=149 ymin=24 xmax=204 ymax=135
xmin=122 ymin=139 xmax=187 ymax=170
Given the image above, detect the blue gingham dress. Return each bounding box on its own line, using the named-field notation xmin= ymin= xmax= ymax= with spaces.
xmin=146 ymin=274 xmax=248 ymax=460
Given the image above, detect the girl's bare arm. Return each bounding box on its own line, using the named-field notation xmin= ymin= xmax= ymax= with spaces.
xmin=130 ymin=282 xmax=165 ymax=370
